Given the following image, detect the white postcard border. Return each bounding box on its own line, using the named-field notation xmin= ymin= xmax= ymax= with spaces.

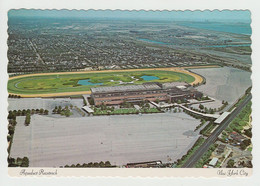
xmin=1 ymin=0 xmax=260 ymax=185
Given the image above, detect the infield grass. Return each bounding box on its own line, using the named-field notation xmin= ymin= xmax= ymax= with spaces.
xmin=8 ymin=70 xmax=195 ymax=95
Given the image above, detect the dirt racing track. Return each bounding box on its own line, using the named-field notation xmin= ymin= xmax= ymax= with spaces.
xmin=8 ymin=66 xmax=213 ymax=98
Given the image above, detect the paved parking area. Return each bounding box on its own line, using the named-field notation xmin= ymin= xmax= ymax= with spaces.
xmin=10 ymin=112 xmax=200 ymax=167
xmin=191 ymin=67 xmax=251 ymax=105
xmin=8 ymin=98 xmax=84 ymax=111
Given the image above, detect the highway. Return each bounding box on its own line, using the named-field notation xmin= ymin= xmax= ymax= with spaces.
xmin=182 ymin=93 xmax=252 ymax=168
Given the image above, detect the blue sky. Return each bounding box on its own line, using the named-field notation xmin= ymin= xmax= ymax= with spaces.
xmin=8 ymin=9 xmax=251 ymax=22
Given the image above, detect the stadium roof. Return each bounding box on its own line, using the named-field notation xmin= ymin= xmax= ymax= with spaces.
xmin=91 ymin=82 xmax=190 ymax=94
xmin=91 ymin=83 xmax=161 ymax=94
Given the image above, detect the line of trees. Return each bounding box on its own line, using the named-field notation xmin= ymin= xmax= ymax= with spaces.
xmin=8 ymin=109 xmax=49 ymax=127
xmin=195 ymin=144 xmax=218 ymax=168
xmin=64 ymin=161 xmax=114 ymax=168
xmin=240 ymin=139 xmax=252 ymax=150
xmin=192 ymin=105 xmax=216 ymax=114
xmin=199 ymin=121 xmax=214 ymax=136
xmin=175 ymin=137 xmax=205 ymax=167
xmin=8 ymin=157 xmax=29 ymax=167
xmin=194 ymin=119 xmax=206 ymax=131
xmin=53 ymin=106 xmax=72 ymax=117
xmin=25 ymin=113 xmax=31 ymax=126
xmin=196 ymin=96 xmax=210 ymax=101
xmin=8 ymin=94 xmax=21 ymax=98
xmin=183 ymin=108 xmax=213 ymax=121
xmin=8 ymin=109 xmax=49 ymax=117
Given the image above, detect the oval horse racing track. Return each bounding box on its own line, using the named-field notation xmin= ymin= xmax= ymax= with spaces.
xmin=8 ymin=67 xmax=205 ymax=97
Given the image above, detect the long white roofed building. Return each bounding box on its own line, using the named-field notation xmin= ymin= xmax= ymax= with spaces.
xmin=90 ymin=82 xmax=203 ymax=106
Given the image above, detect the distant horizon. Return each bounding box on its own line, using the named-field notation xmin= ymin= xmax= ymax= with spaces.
xmin=8 ymin=9 xmax=251 ymax=23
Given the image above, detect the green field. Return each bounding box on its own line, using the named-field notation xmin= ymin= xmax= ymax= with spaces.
xmin=8 ymin=70 xmax=195 ymax=95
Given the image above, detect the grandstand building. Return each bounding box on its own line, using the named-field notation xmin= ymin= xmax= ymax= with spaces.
xmin=90 ymin=82 xmax=203 ymax=106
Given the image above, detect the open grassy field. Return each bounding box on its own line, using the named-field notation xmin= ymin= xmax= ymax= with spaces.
xmin=8 ymin=67 xmax=203 ymax=97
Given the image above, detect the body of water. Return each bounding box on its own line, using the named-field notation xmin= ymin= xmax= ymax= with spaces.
xmin=205 ymin=43 xmax=251 ymax=48
xmin=138 ymin=38 xmax=169 ymax=45
xmin=138 ymin=38 xmax=250 ymax=48
xmin=141 ymin=75 xmax=159 ymax=81
xmin=77 ymin=79 xmax=103 ymax=86
xmin=179 ymin=21 xmax=251 ymax=35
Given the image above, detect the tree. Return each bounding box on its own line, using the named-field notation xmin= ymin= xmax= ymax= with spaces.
xmin=88 ymin=162 xmax=93 ymax=167
xmin=8 ymin=157 xmax=16 ymax=167
xmin=105 ymin=161 xmax=111 ymax=167
xmin=93 ymin=162 xmax=99 ymax=167
xmin=76 ymin=163 xmax=81 ymax=167
xmin=240 ymin=143 xmax=247 ymax=150
xmin=39 ymin=108 xmax=44 ymax=115
xmin=25 ymin=113 xmax=31 ymax=126
xmin=44 ymin=110 xmax=49 ymax=115
xmin=22 ymin=109 xmax=26 ymax=116
xmin=57 ymin=107 xmax=62 ymax=114
xmin=31 ymin=109 xmax=35 ymax=115
xmin=244 ymin=128 xmax=252 ymax=138
xmin=53 ymin=108 xmax=57 ymax=113
xmin=71 ymin=164 xmax=76 ymax=168
xmin=65 ymin=110 xmax=71 ymax=117
xmin=17 ymin=110 xmax=22 ymax=116
xmin=199 ymin=104 xmax=204 ymax=110
xmin=17 ymin=157 xmax=23 ymax=165
xmin=99 ymin=161 xmax=105 ymax=167
xmin=21 ymin=157 xmax=29 ymax=167
xmin=8 ymin=126 xmax=14 ymax=135
xmin=82 ymin=163 xmax=88 ymax=167
xmin=227 ymin=159 xmax=235 ymax=168
xmin=8 ymin=111 xmax=16 ymax=120
xmin=111 ymin=106 xmax=115 ymax=112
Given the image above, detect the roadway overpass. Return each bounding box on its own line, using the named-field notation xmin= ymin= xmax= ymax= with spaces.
xmin=182 ymin=93 xmax=252 ymax=168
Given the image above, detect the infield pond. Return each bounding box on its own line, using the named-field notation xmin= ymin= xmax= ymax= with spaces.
xmin=77 ymin=75 xmax=159 ymax=85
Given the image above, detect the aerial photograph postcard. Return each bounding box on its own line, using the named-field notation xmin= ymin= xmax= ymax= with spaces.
xmin=7 ymin=9 xmax=252 ymax=172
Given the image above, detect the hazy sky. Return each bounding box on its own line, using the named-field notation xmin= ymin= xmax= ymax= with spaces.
xmin=8 ymin=9 xmax=251 ymax=22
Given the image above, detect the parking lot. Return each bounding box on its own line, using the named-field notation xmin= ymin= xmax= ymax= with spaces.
xmin=10 ymin=112 xmax=200 ymax=167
